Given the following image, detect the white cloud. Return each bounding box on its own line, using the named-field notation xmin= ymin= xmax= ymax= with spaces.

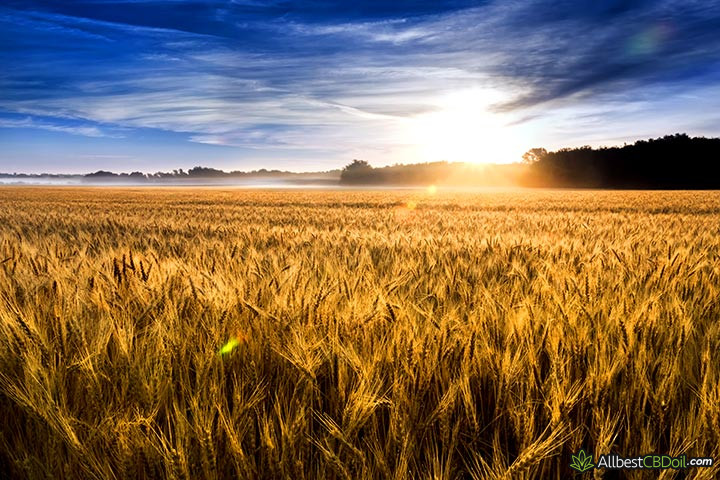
xmin=0 ymin=117 xmax=119 ymax=138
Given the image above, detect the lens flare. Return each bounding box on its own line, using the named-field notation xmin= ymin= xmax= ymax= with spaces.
xmin=219 ymin=337 xmax=240 ymax=355
xmin=625 ymin=23 xmax=672 ymax=58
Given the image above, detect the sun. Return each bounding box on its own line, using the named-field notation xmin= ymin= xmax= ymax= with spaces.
xmin=403 ymin=89 xmax=520 ymax=164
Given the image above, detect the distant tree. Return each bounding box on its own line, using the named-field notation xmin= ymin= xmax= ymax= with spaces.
xmin=522 ymin=148 xmax=548 ymax=164
xmin=188 ymin=166 xmax=225 ymax=177
xmin=340 ymin=160 xmax=374 ymax=184
xmin=85 ymin=170 xmax=117 ymax=178
xmin=345 ymin=159 xmax=372 ymax=171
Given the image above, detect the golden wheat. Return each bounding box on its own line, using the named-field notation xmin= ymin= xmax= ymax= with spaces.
xmin=0 ymin=187 xmax=719 ymax=479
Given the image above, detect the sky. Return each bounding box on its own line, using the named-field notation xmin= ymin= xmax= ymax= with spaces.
xmin=1 ymin=0 xmax=719 ymax=174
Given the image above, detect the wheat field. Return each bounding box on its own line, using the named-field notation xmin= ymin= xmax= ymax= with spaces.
xmin=0 ymin=187 xmax=719 ymax=479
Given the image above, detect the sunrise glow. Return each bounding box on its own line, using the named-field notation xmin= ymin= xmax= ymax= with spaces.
xmin=403 ymin=89 xmax=520 ymax=164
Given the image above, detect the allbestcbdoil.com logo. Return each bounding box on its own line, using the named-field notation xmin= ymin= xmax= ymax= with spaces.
xmin=569 ymin=449 xmax=713 ymax=473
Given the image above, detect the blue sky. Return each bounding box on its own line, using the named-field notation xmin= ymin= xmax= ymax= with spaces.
xmin=1 ymin=0 xmax=719 ymax=173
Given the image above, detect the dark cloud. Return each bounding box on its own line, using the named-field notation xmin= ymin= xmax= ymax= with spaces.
xmin=480 ymin=0 xmax=720 ymax=109
xmin=2 ymin=0 xmax=489 ymax=37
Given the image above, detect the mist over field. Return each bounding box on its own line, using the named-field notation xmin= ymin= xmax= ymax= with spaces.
xmin=5 ymin=135 xmax=720 ymax=189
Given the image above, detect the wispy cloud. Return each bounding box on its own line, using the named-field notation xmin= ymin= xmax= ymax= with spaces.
xmin=0 ymin=117 xmax=120 ymax=138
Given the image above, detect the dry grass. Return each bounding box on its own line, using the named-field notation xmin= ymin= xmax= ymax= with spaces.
xmin=0 ymin=187 xmax=719 ymax=479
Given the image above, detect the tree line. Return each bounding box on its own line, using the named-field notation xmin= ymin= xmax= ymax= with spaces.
xmin=84 ymin=166 xmax=339 ymax=181
xmin=522 ymin=134 xmax=720 ymax=188
xmin=339 ymin=160 xmax=525 ymax=186
xmin=340 ymin=134 xmax=720 ymax=188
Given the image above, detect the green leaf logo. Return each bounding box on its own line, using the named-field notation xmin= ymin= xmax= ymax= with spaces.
xmin=569 ymin=449 xmax=595 ymax=473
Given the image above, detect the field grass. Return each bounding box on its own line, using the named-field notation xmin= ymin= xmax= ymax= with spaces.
xmin=1 ymin=187 xmax=719 ymax=479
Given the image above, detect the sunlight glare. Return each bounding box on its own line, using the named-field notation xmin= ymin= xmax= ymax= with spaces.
xmin=404 ymin=89 xmax=518 ymax=164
